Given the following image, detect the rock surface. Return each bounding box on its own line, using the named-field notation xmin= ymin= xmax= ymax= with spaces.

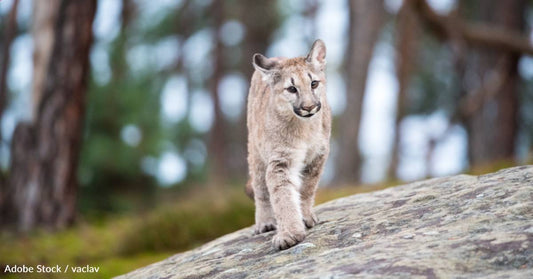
xmin=117 ymin=166 xmax=533 ymax=279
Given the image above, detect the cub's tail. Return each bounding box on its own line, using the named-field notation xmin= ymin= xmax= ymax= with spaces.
xmin=245 ymin=180 xmax=254 ymax=200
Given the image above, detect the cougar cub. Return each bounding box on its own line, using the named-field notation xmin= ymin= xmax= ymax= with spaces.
xmin=245 ymin=40 xmax=331 ymax=250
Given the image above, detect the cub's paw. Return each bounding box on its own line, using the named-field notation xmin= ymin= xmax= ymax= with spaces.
xmin=254 ymin=222 xmax=277 ymax=235
xmin=272 ymin=229 xmax=306 ymax=250
xmin=303 ymin=212 xmax=319 ymax=229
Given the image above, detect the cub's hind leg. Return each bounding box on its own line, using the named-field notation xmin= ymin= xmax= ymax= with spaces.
xmin=300 ymin=154 xmax=327 ymax=229
xmin=250 ymin=159 xmax=276 ymax=234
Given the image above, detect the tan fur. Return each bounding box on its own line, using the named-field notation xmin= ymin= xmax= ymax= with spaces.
xmin=246 ymin=40 xmax=331 ymax=250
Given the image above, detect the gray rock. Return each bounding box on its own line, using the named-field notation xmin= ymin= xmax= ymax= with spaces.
xmin=290 ymin=242 xmax=316 ymax=254
xmin=352 ymin=232 xmax=362 ymax=238
xmin=116 ymin=166 xmax=533 ymax=279
xmin=401 ymin=233 xmax=414 ymax=239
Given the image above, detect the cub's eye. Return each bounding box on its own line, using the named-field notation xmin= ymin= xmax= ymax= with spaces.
xmin=311 ymin=80 xmax=319 ymax=89
xmin=287 ymin=86 xmax=298 ymax=93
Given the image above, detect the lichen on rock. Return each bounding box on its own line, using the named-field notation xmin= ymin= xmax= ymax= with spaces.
xmin=116 ymin=166 xmax=533 ymax=279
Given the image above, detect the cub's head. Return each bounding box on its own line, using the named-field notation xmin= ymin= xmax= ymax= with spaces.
xmin=253 ymin=39 xmax=326 ymax=119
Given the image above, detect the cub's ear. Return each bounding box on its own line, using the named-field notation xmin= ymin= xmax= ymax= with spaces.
xmin=306 ymin=39 xmax=326 ymax=70
xmin=253 ymin=53 xmax=279 ymax=77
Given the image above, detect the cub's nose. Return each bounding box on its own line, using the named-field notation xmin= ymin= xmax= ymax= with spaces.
xmin=301 ymin=102 xmax=321 ymax=113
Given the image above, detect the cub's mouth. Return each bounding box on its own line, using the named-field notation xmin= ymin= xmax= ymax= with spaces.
xmin=293 ymin=103 xmax=321 ymax=118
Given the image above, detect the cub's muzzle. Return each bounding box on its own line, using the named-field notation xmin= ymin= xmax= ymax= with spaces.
xmin=294 ymin=102 xmax=321 ymax=118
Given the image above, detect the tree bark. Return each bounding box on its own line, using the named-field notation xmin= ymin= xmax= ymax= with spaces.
xmin=4 ymin=0 xmax=96 ymax=231
xmin=334 ymin=0 xmax=385 ymax=185
xmin=30 ymin=0 xmax=61 ymax=119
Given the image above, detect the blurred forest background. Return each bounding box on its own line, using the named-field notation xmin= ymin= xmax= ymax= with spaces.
xmin=0 ymin=0 xmax=532 ymax=277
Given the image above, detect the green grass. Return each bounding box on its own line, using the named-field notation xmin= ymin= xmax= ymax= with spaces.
xmin=0 ymin=188 xmax=254 ymax=278
xmin=0 ymin=218 xmax=170 ymax=279
xmin=118 ymin=187 xmax=255 ymax=255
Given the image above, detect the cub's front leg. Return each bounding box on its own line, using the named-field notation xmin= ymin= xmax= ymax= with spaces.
xmin=265 ymin=158 xmax=306 ymax=250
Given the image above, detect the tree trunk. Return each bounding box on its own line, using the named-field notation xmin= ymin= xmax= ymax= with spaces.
xmin=4 ymin=0 xmax=96 ymax=231
xmin=409 ymin=0 xmax=528 ymax=169
xmin=30 ymin=0 xmax=61 ymax=119
xmin=230 ymin=0 xmax=279 ymax=182
xmin=0 ymin=0 xmax=19 ymax=195
xmin=207 ymin=0 xmax=227 ymax=184
xmin=388 ymin=0 xmax=420 ymax=179
xmin=464 ymin=0 xmax=525 ymax=167
xmin=0 ymin=0 xmax=19 ymax=138
xmin=334 ymin=0 xmax=385 ymax=185
xmin=303 ymin=0 xmax=319 ymax=45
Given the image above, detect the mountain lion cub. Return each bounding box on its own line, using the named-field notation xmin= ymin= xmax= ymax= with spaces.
xmin=246 ymin=40 xmax=331 ymax=250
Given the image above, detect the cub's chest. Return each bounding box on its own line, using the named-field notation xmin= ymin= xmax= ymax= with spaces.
xmin=299 ymin=136 xmax=327 ymax=165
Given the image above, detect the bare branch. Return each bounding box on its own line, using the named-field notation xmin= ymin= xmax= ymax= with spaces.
xmin=411 ymin=0 xmax=533 ymax=55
